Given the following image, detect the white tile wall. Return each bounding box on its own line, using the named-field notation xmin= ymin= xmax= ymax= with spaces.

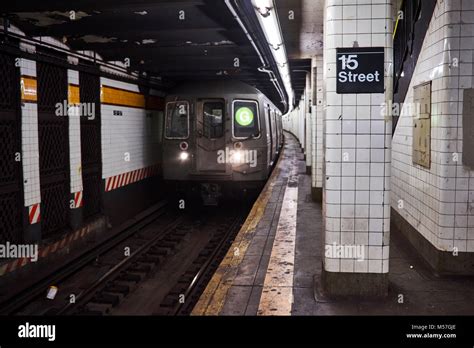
xmin=20 ymin=59 xmax=41 ymax=207
xmin=298 ymin=99 xmax=305 ymax=147
xmin=68 ymin=69 xmax=83 ymax=194
xmin=312 ymin=56 xmax=324 ymax=188
xmin=392 ymin=0 xmax=474 ymax=253
xmin=101 ymin=78 xmax=160 ymax=179
xmin=283 ymin=99 xmax=305 ymax=146
xmin=305 ymin=73 xmax=312 ymax=167
xmin=323 ymin=0 xmax=393 ymax=274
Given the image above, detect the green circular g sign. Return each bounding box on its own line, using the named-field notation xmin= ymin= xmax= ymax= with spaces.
xmin=235 ymin=107 xmax=254 ymax=126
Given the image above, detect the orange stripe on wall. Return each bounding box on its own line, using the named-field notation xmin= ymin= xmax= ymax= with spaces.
xmin=68 ymin=84 xmax=80 ymax=105
xmin=21 ymin=76 xmax=37 ymax=102
xmin=20 ymin=77 xmax=163 ymax=109
xmin=101 ymin=85 xmax=146 ymax=108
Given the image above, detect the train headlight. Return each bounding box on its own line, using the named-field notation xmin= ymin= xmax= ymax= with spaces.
xmin=179 ymin=151 xmax=189 ymax=161
xmin=232 ymin=150 xmax=242 ymax=163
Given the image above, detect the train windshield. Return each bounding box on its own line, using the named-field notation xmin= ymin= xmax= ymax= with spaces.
xmin=165 ymin=101 xmax=189 ymax=139
xmin=203 ymin=101 xmax=224 ymax=138
xmin=233 ymin=100 xmax=259 ymax=139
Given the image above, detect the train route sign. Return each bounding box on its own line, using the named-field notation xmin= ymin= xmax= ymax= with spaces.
xmin=336 ymin=47 xmax=384 ymax=94
xmin=235 ymin=106 xmax=254 ymax=126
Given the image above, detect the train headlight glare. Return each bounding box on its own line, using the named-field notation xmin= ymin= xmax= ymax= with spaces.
xmin=179 ymin=151 xmax=189 ymax=161
xmin=233 ymin=150 xmax=242 ymax=163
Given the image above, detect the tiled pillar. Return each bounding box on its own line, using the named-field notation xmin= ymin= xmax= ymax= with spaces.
xmin=67 ymin=67 xmax=84 ymax=229
xmin=321 ymin=0 xmax=393 ymax=297
xmin=298 ymin=100 xmax=305 ymax=149
xmin=19 ymin=42 xmax=42 ymax=242
xmin=305 ymin=72 xmax=312 ymax=173
xmin=311 ymin=56 xmax=324 ymax=201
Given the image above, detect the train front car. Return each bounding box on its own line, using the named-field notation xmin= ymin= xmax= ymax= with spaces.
xmin=162 ymin=80 xmax=281 ymax=206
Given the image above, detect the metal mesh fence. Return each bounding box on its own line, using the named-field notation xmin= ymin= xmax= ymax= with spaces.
xmin=37 ymin=61 xmax=70 ymax=237
xmin=0 ymin=51 xmax=22 ymax=243
xmin=80 ymin=71 xmax=102 ymax=219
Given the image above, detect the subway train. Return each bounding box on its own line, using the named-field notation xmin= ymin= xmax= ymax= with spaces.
xmin=162 ymin=80 xmax=283 ymax=205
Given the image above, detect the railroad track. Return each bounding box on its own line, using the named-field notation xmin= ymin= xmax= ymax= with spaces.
xmin=5 ymin=201 xmax=249 ymax=316
xmin=158 ymin=213 xmax=244 ymax=315
xmin=0 ymin=201 xmax=172 ymax=315
xmin=57 ymin=217 xmax=188 ymax=315
xmin=76 ymin=208 xmax=245 ymax=316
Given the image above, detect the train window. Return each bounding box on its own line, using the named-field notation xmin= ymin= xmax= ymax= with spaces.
xmin=165 ymin=101 xmax=189 ymax=139
xmin=203 ymin=101 xmax=224 ymax=138
xmin=232 ymin=100 xmax=260 ymax=139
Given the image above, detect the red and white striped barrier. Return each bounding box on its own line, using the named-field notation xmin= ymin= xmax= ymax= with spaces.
xmin=0 ymin=219 xmax=104 ymax=277
xmin=28 ymin=203 xmax=41 ymax=224
xmin=105 ymin=164 xmax=160 ymax=192
xmin=73 ymin=191 xmax=83 ymax=208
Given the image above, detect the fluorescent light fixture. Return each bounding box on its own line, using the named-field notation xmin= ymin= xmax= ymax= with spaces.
xmin=252 ymin=0 xmax=294 ymax=108
xmin=226 ymin=0 xmax=288 ymax=109
xmin=254 ymin=0 xmax=272 ymax=10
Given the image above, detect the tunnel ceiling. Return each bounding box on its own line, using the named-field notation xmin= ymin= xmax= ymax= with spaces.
xmin=289 ymin=58 xmax=311 ymax=105
xmin=276 ymin=0 xmax=323 ymax=105
xmin=1 ymin=0 xmax=286 ymax=111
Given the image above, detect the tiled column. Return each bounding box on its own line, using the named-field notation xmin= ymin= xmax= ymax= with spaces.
xmin=19 ymin=41 xmax=42 ymax=242
xmin=321 ymin=0 xmax=393 ymax=297
xmin=311 ymin=56 xmax=324 ymax=201
xmin=67 ymin=67 xmax=84 ymax=229
xmin=298 ymin=100 xmax=305 ymax=148
xmin=305 ymin=72 xmax=312 ymax=173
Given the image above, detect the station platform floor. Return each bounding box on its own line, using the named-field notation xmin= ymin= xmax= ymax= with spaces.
xmin=192 ymin=132 xmax=474 ymax=316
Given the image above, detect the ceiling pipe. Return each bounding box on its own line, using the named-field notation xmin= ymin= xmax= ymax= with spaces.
xmin=224 ymin=0 xmax=289 ymax=113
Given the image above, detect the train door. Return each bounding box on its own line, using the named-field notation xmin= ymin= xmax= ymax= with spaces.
xmin=275 ymin=112 xmax=280 ymax=153
xmin=266 ymin=106 xmax=273 ymax=166
xmin=278 ymin=113 xmax=282 ymax=148
xmin=272 ymin=110 xmax=278 ymax=153
xmin=270 ymin=109 xmax=277 ymax=163
xmin=195 ymin=99 xmax=226 ymax=173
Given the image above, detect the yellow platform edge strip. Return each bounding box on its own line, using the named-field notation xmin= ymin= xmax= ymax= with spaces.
xmin=191 ymin=144 xmax=285 ymax=316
